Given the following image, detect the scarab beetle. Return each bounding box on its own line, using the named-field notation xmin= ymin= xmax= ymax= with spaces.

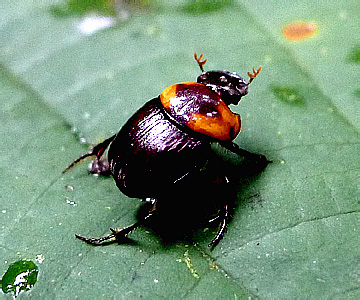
xmin=64 ymin=53 xmax=268 ymax=247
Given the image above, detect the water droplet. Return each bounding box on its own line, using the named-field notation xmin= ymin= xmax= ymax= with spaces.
xmin=77 ymin=15 xmax=117 ymax=35
xmin=67 ymin=185 xmax=74 ymax=191
xmin=66 ymin=198 xmax=77 ymax=206
xmin=35 ymin=254 xmax=45 ymax=264
xmin=338 ymin=10 xmax=347 ymax=20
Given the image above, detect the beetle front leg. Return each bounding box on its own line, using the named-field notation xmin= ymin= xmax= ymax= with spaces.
xmin=75 ymin=199 xmax=158 ymax=245
xmin=221 ymin=141 xmax=271 ymax=164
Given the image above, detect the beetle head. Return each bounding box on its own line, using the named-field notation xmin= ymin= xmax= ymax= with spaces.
xmin=197 ymin=70 xmax=248 ymax=106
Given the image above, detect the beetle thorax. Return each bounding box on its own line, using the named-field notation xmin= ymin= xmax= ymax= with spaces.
xmin=160 ymin=82 xmax=241 ymax=141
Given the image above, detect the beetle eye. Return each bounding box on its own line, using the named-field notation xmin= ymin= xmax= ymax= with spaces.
xmin=198 ymin=74 xmax=207 ymax=81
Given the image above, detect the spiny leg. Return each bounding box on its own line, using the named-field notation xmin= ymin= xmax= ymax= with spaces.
xmin=75 ymin=199 xmax=158 ymax=245
xmin=63 ymin=134 xmax=116 ymax=174
xmin=206 ymin=143 xmax=270 ymax=248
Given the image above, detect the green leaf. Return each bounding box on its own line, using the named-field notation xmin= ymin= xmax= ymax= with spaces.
xmin=1 ymin=0 xmax=359 ymax=298
xmin=1 ymin=260 xmax=39 ymax=297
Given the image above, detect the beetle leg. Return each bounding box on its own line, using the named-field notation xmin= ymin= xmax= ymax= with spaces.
xmin=63 ymin=134 xmax=116 ymax=173
xmin=221 ymin=141 xmax=271 ymax=164
xmin=75 ymin=199 xmax=158 ymax=245
xmin=88 ymin=158 xmax=111 ymax=176
xmin=209 ymin=204 xmax=229 ymax=248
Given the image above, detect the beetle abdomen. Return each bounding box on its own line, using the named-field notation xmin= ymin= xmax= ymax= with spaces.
xmin=108 ymin=98 xmax=209 ymax=198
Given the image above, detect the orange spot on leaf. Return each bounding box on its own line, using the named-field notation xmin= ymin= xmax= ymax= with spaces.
xmin=283 ymin=22 xmax=317 ymax=41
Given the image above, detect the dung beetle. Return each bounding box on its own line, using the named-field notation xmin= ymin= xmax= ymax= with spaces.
xmin=64 ymin=53 xmax=268 ymax=248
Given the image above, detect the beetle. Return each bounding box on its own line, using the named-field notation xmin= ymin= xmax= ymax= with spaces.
xmin=64 ymin=53 xmax=268 ymax=248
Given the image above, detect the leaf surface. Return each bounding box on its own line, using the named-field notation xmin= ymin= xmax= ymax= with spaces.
xmin=1 ymin=1 xmax=359 ymax=298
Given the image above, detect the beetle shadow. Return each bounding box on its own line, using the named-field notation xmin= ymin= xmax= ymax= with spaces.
xmin=134 ymin=151 xmax=270 ymax=248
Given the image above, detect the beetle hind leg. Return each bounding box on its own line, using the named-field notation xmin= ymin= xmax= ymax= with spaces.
xmin=88 ymin=156 xmax=111 ymax=176
xmin=63 ymin=134 xmax=116 ymax=174
xmin=75 ymin=226 xmax=134 ymax=245
xmin=75 ymin=231 xmax=117 ymax=245
xmin=76 ymin=199 xmax=158 ymax=245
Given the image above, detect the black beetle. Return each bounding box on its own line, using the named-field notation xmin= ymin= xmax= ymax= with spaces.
xmin=64 ymin=53 xmax=268 ymax=247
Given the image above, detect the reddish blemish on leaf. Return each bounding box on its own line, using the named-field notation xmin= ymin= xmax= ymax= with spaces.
xmin=283 ymin=22 xmax=317 ymax=41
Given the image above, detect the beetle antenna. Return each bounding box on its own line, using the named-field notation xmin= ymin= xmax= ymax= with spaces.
xmin=194 ymin=52 xmax=207 ymax=72
xmin=247 ymin=66 xmax=261 ymax=84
